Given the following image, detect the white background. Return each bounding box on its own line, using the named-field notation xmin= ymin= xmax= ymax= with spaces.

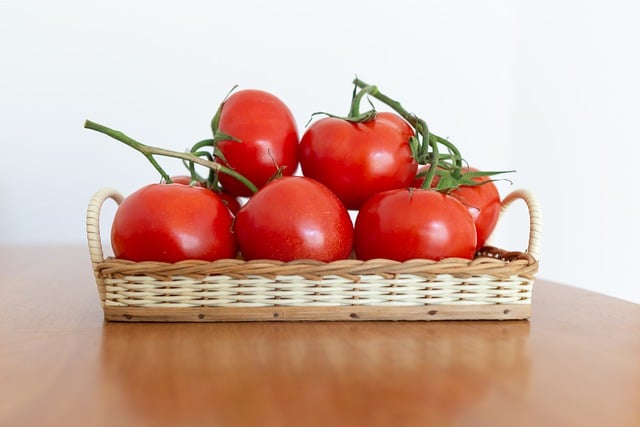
xmin=1 ymin=0 xmax=638 ymax=303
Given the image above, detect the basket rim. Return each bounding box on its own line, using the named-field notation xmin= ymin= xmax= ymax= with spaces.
xmin=92 ymin=246 xmax=538 ymax=284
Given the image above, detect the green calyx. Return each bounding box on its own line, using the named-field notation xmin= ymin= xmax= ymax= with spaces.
xmin=306 ymin=79 xmax=380 ymax=126
xmin=210 ymin=84 xmax=242 ymax=142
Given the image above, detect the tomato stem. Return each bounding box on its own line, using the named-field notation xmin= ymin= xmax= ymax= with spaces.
xmin=210 ymin=84 xmax=239 ymax=136
xmin=350 ymin=81 xmax=439 ymax=187
xmin=189 ymin=139 xmax=217 ymax=185
xmin=307 ymin=81 xmax=379 ymax=126
xmin=352 ymin=78 xmax=467 ymax=189
xmin=84 ymin=120 xmax=173 ymax=183
xmin=430 ymin=133 xmax=463 ymax=175
xmin=423 ymin=125 xmax=440 ymax=189
xmin=348 ymin=83 xmax=377 ymax=119
xmin=84 ymin=120 xmax=259 ymax=194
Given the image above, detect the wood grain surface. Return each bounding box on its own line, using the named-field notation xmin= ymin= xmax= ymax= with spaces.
xmin=1 ymin=246 xmax=639 ymax=427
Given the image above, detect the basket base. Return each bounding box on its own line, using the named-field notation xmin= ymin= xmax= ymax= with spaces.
xmin=103 ymin=304 xmax=531 ymax=322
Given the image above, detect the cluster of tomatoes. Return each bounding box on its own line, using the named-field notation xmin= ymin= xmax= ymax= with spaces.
xmin=87 ymin=80 xmax=505 ymax=264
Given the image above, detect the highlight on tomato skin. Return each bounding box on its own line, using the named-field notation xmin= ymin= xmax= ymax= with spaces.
xmin=111 ymin=183 xmax=238 ymax=263
xmin=354 ymin=188 xmax=477 ymax=262
xmin=234 ymin=176 xmax=354 ymax=262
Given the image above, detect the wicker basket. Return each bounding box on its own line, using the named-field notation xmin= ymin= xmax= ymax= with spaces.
xmin=87 ymin=188 xmax=541 ymax=322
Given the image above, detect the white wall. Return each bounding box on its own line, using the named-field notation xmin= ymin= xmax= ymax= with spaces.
xmin=508 ymin=0 xmax=640 ymax=303
xmin=1 ymin=1 xmax=638 ymax=302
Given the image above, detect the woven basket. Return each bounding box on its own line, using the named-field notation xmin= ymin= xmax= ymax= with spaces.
xmin=87 ymin=188 xmax=541 ymax=322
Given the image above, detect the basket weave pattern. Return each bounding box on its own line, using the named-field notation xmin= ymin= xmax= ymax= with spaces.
xmin=87 ymin=188 xmax=541 ymax=321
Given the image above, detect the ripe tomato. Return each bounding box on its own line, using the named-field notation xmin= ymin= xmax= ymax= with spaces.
xmin=215 ymin=89 xmax=299 ymax=197
xmin=413 ymin=166 xmax=501 ymax=249
xmin=216 ymin=191 xmax=242 ymax=216
xmin=111 ymin=183 xmax=238 ymax=262
xmin=234 ymin=176 xmax=353 ymax=262
xmin=169 ymin=175 xmax=242 ymax=215
xmin=299 ymin=111 xmax=417 ymax=210
xmin=354 ymin=188 xmax=477 ymax=261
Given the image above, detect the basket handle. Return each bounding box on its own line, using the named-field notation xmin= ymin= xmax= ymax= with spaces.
xmin=491 ymin=189 xmax=542 ymax=261
xmin=86 ymin=187 xmax=124 ymax=267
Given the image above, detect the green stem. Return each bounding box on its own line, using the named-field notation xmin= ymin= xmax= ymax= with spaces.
xmin=188 ymin=139 xmax=219 ymax=187
xmin=190 ymin=139 xmax=215 ymax=152
xmin=83 ymin=120 xmax=173 ymax=183
xmin=352 ymin=79 xmax=465 ymax=185
xmin=348 ymin=84 xmax=377 ymax=118
xmin=351 ymin=80 xmax=440 ymax=187
xmin=430 ymin=134 xmax=463 ymax=175
xmin=420 ymin=118 xmax=439 ymax=189
xmin=352 ymin=79 xmax=427 ymax=138
xmin=84 ymin=120 xmax=259 ymax=194
xmin=210 ymin=84 xmax=238 ymax=134
xmin=351 ymin=78 xmax=515 ymax=192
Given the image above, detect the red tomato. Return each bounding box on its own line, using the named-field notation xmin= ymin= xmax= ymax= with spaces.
xmin=111 ymin=183 xmax=238 ymax=262
xmin=216 ymin=191 xmax=242 ymax=216
xmin=354 ymin=188 xmax=477 ymax=261
xmin=413 ymin=166 xmax=501 ymax=249
xmin=215 ymin=89 xmax=299 ymax=197
xmin=234 ymin=176 xmax=353 ymax=262
xmin=169 ymin=175 xmax=242 ymax=215
xmin=299 ymin=112 xmax=418 ymax=210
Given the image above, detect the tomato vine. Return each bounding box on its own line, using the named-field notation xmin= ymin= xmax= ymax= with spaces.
xmin=351 ymin=78 xmax=511 ymax=192
xmin=83 ymin=119 xmax=259 ymax=194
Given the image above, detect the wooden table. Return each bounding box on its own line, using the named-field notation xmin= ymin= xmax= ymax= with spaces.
xmin=1 ymin=246 xmax=639 ymax=427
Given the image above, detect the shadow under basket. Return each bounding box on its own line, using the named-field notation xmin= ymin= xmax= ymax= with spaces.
xmin=86 ymin=188 xmax=541 ymax=322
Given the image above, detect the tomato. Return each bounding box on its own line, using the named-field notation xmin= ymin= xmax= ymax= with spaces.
xmin=413 ymin=166 xmax=501 ymax=249
xmin=169 ymin=175 xmax=242 ymax=215
xmin=216 ymin=191 xmax=242 ymax=216
xmin=215 ymin=89 xmax=299 ymax=197
xmin=299 ymin=111 xmax=418 ymax=210
xmin=111 ymin=183 xmax=238 ymax=262
xmin=234 ymin=176 xmax=353 ymax=262
xmin=354 ymin=188 xmax=476 ymax=261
